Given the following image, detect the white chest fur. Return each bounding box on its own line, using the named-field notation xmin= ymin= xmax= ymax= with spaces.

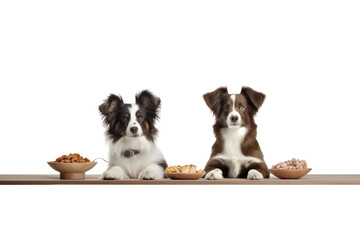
xmin=107 ymin=136 xmax=164 ymax=178
xmin=221 ymin=127 xmax=248 ymax=159
xmin=213 ymin=127 xmax=261 ymax=178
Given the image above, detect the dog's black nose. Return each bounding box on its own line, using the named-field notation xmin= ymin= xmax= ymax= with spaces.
xmin=230 ymin=115 xmax=239 ymax=122
xmin=130 ymin=127 xmax=138 ymax=134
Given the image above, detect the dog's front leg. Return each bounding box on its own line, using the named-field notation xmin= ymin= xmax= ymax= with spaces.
xmin=204 ymin=158 xmax=228 ymax=180
xmin=246 ymin=161 xmax=270 ymax=180
xmin=138 ymin=163 xmax=164 ymax=180
xmin=103 ymin=166 xmax=130 ymax=180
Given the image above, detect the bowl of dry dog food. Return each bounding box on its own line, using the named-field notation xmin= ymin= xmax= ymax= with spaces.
xmin=165 ymin=165 xmax=206 ymax=179
xmin=48 ymin=153 xmax=96 ymax=179
xmin=269 ymin=158 xmax=311 ymax=179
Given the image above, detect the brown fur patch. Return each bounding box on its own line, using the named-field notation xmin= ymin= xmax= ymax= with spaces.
xmin=114 ymin=122 xmax=121 ymax=132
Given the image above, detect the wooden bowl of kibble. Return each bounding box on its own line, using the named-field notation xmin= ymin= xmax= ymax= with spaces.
xmin=48 ymin=153 xmax=97 ymax=180
xmin=269 ymin=158 xmax=311 ymax=179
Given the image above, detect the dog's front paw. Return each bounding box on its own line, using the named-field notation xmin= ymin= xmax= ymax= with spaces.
xmin=103 ymin=166 xmax=129 ymax=180
xmin=247 ymin=169 xmax=264 ymax=180
xmin=205 ymin=169 xmax=224 ymax=180
xmin=138 ymin=169 xmax=157 ymax=180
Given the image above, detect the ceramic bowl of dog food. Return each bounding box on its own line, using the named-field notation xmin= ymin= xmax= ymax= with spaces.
xmin=47 ymin=162 xmax=97 ymax=180
xmin=269 ymin=168 xmax=312 ymax=179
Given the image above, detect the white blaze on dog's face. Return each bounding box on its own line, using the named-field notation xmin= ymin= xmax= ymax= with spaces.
xmin=227 ymin=95 xmax=242 ymax=128
xmin=126 ymin=104 xmax=143 ymax=137
xmin=225 ymin=94 xmax=251 ymax=128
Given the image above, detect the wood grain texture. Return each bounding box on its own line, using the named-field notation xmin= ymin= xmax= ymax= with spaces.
xmin=1 ymin=174 xmax=360 ymax=185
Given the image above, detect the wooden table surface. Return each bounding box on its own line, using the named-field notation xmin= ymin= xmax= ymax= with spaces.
xmin=1 ymin=174 xmax=360 ymax=185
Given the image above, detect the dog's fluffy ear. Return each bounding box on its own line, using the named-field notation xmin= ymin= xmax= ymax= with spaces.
xmin=203 ymin=87 xmax=229 ymax=116
xmin=136 ymin=90 xmax=161 ymax=122
xmin=241 ymin=86 xmax=265 ymax=113
xmin=99 ymin=94 xmax=123 ymax=119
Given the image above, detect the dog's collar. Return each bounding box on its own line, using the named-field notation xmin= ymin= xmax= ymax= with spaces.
xmin=122 ymin=149 xmax=140 ymax=158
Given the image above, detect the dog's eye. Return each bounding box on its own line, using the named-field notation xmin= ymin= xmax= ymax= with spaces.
xmin=224 ymin=105 xmax=229 ymax=111
xmin=138 ymin=116 xmax=143 ymax=120
xmin=122 ymin=116 xmax=128 ymax=121
xmin=240 ymin=106 xmax=245 ymax=111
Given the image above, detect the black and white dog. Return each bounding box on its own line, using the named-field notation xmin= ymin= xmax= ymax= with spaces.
xmin=203 ymin=86 xmax=270 ymax=180
xmin=99 ymin=90 xmax=167 ymax=180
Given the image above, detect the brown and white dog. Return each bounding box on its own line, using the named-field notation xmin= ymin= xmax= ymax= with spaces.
xmin=203 ymin=86 xmax=270 ymax=180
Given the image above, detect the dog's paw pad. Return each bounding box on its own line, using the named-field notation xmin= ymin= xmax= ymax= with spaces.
xmin=205 ymin=169 xmax=224 ymax=180
xmin=247 ymin=169 xmax=264 ymax=180
xmin=138 ymin=169 xmax=156 ymax=180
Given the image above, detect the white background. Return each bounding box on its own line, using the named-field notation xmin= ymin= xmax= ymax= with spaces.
xmin=0 ymin=0 xmax=359 ymax=239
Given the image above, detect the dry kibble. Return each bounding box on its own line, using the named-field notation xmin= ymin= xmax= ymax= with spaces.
xmin=272 ymin=158 xmax=308 ymax=170
xmin=55 ymin=153 xmax=90 ymax=163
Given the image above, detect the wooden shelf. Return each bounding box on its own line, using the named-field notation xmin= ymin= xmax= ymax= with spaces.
xmin=1 ymin=174 xmax=360 ymax=185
